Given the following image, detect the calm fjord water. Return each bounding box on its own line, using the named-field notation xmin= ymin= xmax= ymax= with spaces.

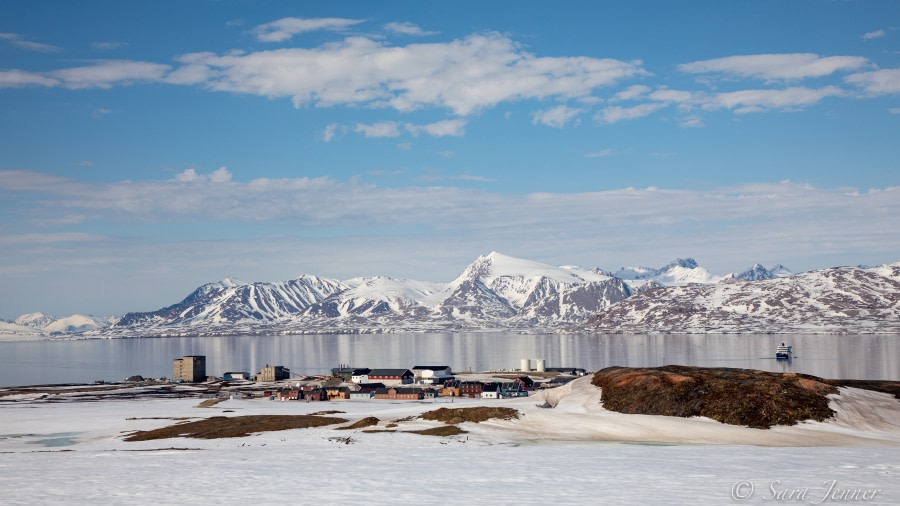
xmin=0 ymin=333 xmax=897 ymax=386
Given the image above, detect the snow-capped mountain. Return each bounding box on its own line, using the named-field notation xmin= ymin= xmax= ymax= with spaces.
xmin=726 ymin=263 xmax=795 ymax=282
xmin=14 ymin=312 xmax=57 ymax=328
xmin=94 ymin=252 xmax=632 ymax=335
xmin=8 ymin=312 xmax=112 ymax=335
xmin=116 ymin=275 xmax=348 ymax=328
xmin=438 ymin=252 xmax=630 ymax=324
xmin=584 ymin=263 xmax=900 ymax=334
xmin=9 ymin=253 xmax=898 ymax=337
xmin=614 ymin=258 xmax=721 ymax=290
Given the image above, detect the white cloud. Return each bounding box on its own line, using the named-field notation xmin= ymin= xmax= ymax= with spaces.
xmin=50 ymin=60 xmax=171 ymax=89
xmin=209 ymin=166 xmax=233 ymax=183
xmin=384 ymin=22 xmax=437 ymax=36
xmin=413 ymin=119 xmax=467 ymax=137
xmin=678 ymin=53 xmax=869 ymax=81
xmin=614 ymin=84 xmax=650 ymax=101
xmin=354 ymin=121 xmax=402 ymax=138
xmin=0 ymin=32 xmax=643 ymax=116
xmin=0 ymin=232 xmax=105 ymax=245
xmin=353 ymin=119 xmax=467 ymax=138
xmin=0 ymin=69 xmax=59 ymax=88
xmin=456 ymin=174 xmax=495 ymax=182
xmin=321 ymin=123 xmax=340 ymax=142
xmin=862 ymin=29 xmax=886 ymax=40
xmin=171 ymin=33 xmax=644 ymax=115
xmin=700 ymin=86 xmax=843 ymax=113
xmin=648 ymin=88 xmax=693 ymax=103
xmin=0 ymin=32 xmax=60 ymax=52
xmin=585 ymin=148 xmax=613 ymax=158
xmin=253 ymin=17 xmax=363 ymax=42
xmin=174 ymin=167 xmax=232 ymax=183
xmin=595 ymin=103 xmax=665 ymax=124
xmin=845 ymin=68 xmax=900 ymax=95
xmin=3 ymin=173 xmax=897 ymax=289
xmin=889 ymin=108 xmax=900 ymax=114
xmin=531 ymin=105 xmax=581 ymax=128
xmin=679 ymin=116 xmax=704 ymax=128
xmin=92 ymin=41 xmax=128 ymax=50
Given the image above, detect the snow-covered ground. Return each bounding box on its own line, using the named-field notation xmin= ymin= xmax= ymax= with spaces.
xmin=2 ymin=377 xmax=898 ymax=505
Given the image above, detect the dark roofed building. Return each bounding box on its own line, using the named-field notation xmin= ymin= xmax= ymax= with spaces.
xmin=367 ymin=369 xmax=414 ymax=385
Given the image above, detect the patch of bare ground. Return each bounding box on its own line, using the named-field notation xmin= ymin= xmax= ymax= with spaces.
xmin=420 ymin=406 xmax=520 ymax=425
xmin=195 ymin=398 xmax=227 ymax=408
xmin=408 ymin=426 xmax=468 ymax=437
xmin=124 ymin=415 xmax=347 ymax=441
xmin=336 ymin=417 xmax=380 ymax=430
xmin=362 ymin=429 xmax=395 ymax=434
xmin=309 ymin=410 xmax=345 ymax=415
xmin=592 ymin=366 xmax=839 ymax=429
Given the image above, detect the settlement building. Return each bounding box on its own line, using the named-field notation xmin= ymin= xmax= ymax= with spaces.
xmin=412 ymin=365 xmax=453 ymax=384
xmin=256 ymin=365 xmax=290 ymax=382
xmin=367 ymin=369 xmax=414 ymax=386
xmin=173 ymin=355 xmax=206 ymax=383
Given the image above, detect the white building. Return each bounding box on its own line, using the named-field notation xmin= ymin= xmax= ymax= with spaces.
xmin=412 ymin=365 xmax=453 ymax=384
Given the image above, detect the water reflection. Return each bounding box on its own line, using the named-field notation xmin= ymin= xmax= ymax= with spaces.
xmin=0 ymin=333 xmax=897 ymax=386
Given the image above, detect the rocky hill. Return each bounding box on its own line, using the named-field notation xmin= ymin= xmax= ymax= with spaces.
xmin=584 ymin=263 xmax=900 ymax=333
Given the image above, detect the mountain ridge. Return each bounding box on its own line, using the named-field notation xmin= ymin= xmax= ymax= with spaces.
xmin=6 ymin=255 xmax=899 ymax=337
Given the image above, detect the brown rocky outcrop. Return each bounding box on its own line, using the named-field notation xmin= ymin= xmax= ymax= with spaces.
xmin=592 ymin=366 xmax=840 ymax=429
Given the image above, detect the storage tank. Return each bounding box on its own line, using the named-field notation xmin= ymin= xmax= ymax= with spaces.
xmin=520 ymin=358 xmax=531 ymax=372
xmin=535 ymin=359 xmax=546 ymax=372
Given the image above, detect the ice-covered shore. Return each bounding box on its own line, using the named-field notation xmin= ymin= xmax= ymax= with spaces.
xmin=1 ymin=377 xmax=898 ymax=505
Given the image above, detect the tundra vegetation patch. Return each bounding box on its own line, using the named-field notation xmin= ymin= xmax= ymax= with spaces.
xmin=420 ymin=406 xmax=520 ymax=425
xmin=407 ymin=425 xmax=468 ymax=437
xmin=592 ymin=366 xmax=839 ymax=429
xmin=336 ymin=416 xmax=380 ymax=430
xmin=124 ymin=415 xmax=347 ymax=441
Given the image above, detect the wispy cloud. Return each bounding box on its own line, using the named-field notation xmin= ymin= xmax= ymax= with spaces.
xmin=3 ymin=171 xmax=897 ymax=285
xmin=845 ymin=68 xmax=900 ymax=95
xmin=700 ymin=86 xmax=843 ymax=114
xmin=0 ymin=32 xmax=61 ymax=52
xmin=409 ymin=119 xmax=467 ymax=137
xmin=252 ymin=17 xmax=364 ymax=42
xmin=595 ymin=103 xmax=665 ymax=124
xmin=679 ymin=53 xmax=869 ymax=82
xmin=91 ymin=41 xmax=128 ymax=51
xmin=585 ymin=148 xmax=613 ymax=158
xmin=384 ymin=22 xmax=437 ymax=36
xmin=321 ymin=123 xmax=342 ymax=142
xmin=354 ymin=121 xmax=402 ymax=138
xmin=50 ymin=60 xmax=171 ymax=89
xmin=862 ymin=29 xmax=886 ymax=40
xmin=0 ymin=232 xmax=106 ymax=245
xmin=531 ymin=105 xmax=581 ymax=128
xmin=349 ymin=119 xmax=468 ymax=139
xmin=0 ymin=69 xmax=60 ymax=88
xmin=2 ymin=32 xmax=641 ymax=115
xmin=613 ymin=84 xmax=650 ymax=101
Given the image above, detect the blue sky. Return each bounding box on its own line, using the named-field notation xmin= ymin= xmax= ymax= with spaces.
xmin=1 ymin=0 xmax=899 ymax=318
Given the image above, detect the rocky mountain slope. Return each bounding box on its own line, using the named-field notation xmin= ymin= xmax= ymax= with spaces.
xmin=584 ymin=263 xmax=900 ymax=334
xmin=95 ymin=252 xmax=631 ymax=336
xmin=7 ymin=254 xmax=898 ymax=337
